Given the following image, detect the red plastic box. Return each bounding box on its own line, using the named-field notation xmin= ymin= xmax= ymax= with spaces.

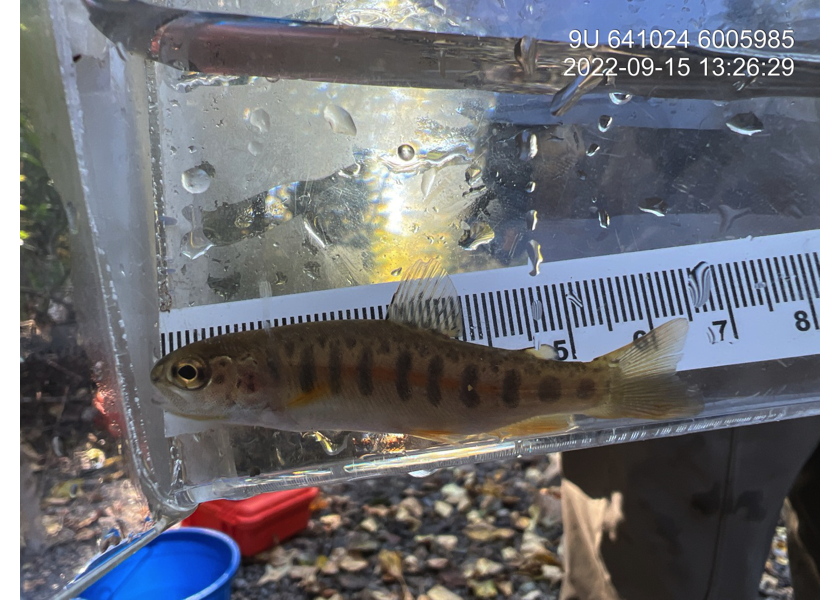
xmin=182 ymin=487 xmax=319 ymax=556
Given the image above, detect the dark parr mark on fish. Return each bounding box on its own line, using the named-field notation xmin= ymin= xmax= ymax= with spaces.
xmin=266 ymin=355 xmax=281 ymax=380
xmin=284 ymin=340 xmax=295 ymax=358
xmin=577 ymin=378 xmax=596 ymax=400
xmin=538 ymin=375 xmax=562 ymax=403
xmin=460 ymin=364 xmax=480 ymax=408
xmin=502 ymin=370 xmax=521 ymax=408
xmin=299 ymin=345 xmax=316 ymax=393
xmin=379 ymin=339 xmax=391 ymax=354
xmin=427 ymin=356 xmax=444 ymax=406
xmin=396 ymin=351 xmax=412 ymax=401
xmin=329 ymin=345 xmax=342 ymax=395
xmin=214 ymin=375 xmax=226 ymax=385
xmin=345 ymin=337 xmax=358 ymax=350
xmin=358 ymin=347 xmax=374 ymax=396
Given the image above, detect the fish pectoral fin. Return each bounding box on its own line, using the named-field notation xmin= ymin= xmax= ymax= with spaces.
xmin=584 ymin=318 xmax=703 ymax=420
xmin=287 ymin=385 xmax=330 ymax=409
xmin=490 ymin=414 xmax=577 ymax=440
xmin=523 ymin=344 xmax=560 ymax=360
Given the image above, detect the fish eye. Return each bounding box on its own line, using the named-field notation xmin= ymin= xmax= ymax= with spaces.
xmin=170 ymin=358 xmax=208 ymax=390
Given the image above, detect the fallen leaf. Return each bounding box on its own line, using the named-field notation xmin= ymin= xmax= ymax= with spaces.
xmin=468 ymin=579 xmax=498 ymax=598
xmin=359 ymin=517 xmax=379 ymax=532
xmin=398 ymin=497 xmax=424 ymax=518
xmin=427 ymin=585 xmax=463 ymax=600
xmin=403 ymin=554 xmax=422 ymax=574
xmin=258 ymin=563 xmax=290 ymax=585
xmin=338 ymin=553 xmax=369 ymax=573
xmin=433 ymin=534 xmax=459 ymax=552
xmin=434 ymin=500 xmax=453 ymax=518
xmin=378 ymin=549 xmax=403 ymax=581
xmin=364 ymin=504 xmax=391 ymax=518
xmin=474 ymin=557 xmax=504 ymax=577
xmin=320 ymin=514 xmax=343 ymax=531
xmin=75 ymin=529 xmax=96 ymax=541
xmin=289 ymin=565 xmax=318 ymax=581
xmin=497 ymin=580 xmax=513 ymax=596
xmin=541 ymin=564 xmax=564 ymax=584
xmin=310 ymin=493 xmax=332 ymax=512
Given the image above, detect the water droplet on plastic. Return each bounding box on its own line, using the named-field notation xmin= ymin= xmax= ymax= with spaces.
xmin=323 ymin=104 xmax=357 ymax=136
xmin=586 ymin=143 xmax=600 ymax=157
xmin=170 ymin=458 xmax=183 ymax=488
xmin=531 ymin=300 xmax=543 ymax=321
xmin=527 ymin=240 xmax=543 ymax=276
xmin=64 ymin=201 xmax=79 ymax=235
xmin=597 ymin=208 xmax=610 ymax=228
xmin=247 ymin=141 xmax=264 ymax=155
xmin=526 ymin=209 xmax=538 ymax=231
xmin=514 ymin=36 xmax=537 ymax=76
xmin=717 ymin=204 xmax=751 ymax=233
xmin=459 ymin=222 xmax=495 ymax=251
xmin=188 ymin=145 xmax=197 ymax=153
xmin=159 ymin=215 xmax=178 ymax=227
xmin=181 ymin=166 xmax=212 ymax=194
xmin=248 ymin=108 xmax=271 ymax=133
xmin=609 ymin=92 xmax=633 ymax=105
xmin=397 ymin=144 xmax=416 ymax=161
xmin=725 ymin=112 xmax=764 ymax=136
xmin=303 ymin=262 xmax=322 ymax=279
xmin=567 ymin=293 xmax=584 ymax=309
xmin=181 ymin=229 xmax=213 ymax=259
xmin=754 ymin=281 xmax=767 ymax=290
xmin=465 ymin=165 xmax=483 ymax=186
xmin=526 ymin=181 xmax=536 ymax=193
xmin=409 ymin=469 xmax=438 ymax=478
xmin=421 ymin=169 xmax=437 ymax=198
xmin=638 ymin=197 xmax=668 ymax=217
xmin=274 ymin=272 xmax=288 ymax=286
xmin=517 ymin=131 xmax=538 ymax=161
xmin=687 ymin=261 xmax=712 ymax=308
xmin=598 ymin=115 xmax=613 ymax=132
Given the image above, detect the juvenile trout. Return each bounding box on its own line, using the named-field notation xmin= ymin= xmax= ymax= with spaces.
xmin=151 ymin=262 xmax=701 ymax=441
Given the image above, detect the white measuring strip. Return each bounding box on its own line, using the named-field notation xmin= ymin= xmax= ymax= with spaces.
xmin=159 ymin=230 xmax=819 ymax=372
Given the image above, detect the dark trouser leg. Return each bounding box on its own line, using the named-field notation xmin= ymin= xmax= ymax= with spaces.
xmin=785 ymin=445 xmax=819 ymax=600
xmin=560 ymin=417 xmax=819 ymax=600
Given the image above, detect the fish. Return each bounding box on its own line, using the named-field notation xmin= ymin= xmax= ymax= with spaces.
xmin=151 ymin=260 xmax=702 ymax=442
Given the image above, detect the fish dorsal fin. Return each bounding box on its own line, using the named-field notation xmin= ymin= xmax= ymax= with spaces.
xmin=523 ymin=345 xmax=560 ymax=360
xmin=387 ymin=259 xmax=463 ymax=338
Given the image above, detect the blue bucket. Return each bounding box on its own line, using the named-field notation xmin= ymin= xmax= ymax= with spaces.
xmin=76 ymin=527 xmax=241 ymax=600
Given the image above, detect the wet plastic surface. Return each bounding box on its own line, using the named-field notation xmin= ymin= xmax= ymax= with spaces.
xmin=37 ymin=0 xmax=819 ymax=519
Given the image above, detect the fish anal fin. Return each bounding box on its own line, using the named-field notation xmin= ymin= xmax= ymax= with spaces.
xmin=387 ymin=259 xmax=463 ymax=338
xmin=491 ymin=414 xmax=576 ymax=440
xmin=584 ymin=318 xmax=703 ymax=420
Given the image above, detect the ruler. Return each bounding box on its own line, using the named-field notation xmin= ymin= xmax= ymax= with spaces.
xmin=160 ymin=230 xmax=819 ymax=372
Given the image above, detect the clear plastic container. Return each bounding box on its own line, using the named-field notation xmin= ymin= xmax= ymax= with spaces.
xmin=30 ymin=0 xmax=819 ymax=528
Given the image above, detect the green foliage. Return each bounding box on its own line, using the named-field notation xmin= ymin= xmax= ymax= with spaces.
xmin=20 ymin=111 xmax=72 ymax=321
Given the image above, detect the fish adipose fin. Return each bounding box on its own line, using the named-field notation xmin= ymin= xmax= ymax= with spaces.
xmin=387 ymin=259 xmax=464 ymax=339
xmin=583 ymin=318 xmax=703 ymax=420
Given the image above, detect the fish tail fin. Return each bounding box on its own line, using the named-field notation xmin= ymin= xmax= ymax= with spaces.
xmin=583 ymin=319 xmax=703 ymax=420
